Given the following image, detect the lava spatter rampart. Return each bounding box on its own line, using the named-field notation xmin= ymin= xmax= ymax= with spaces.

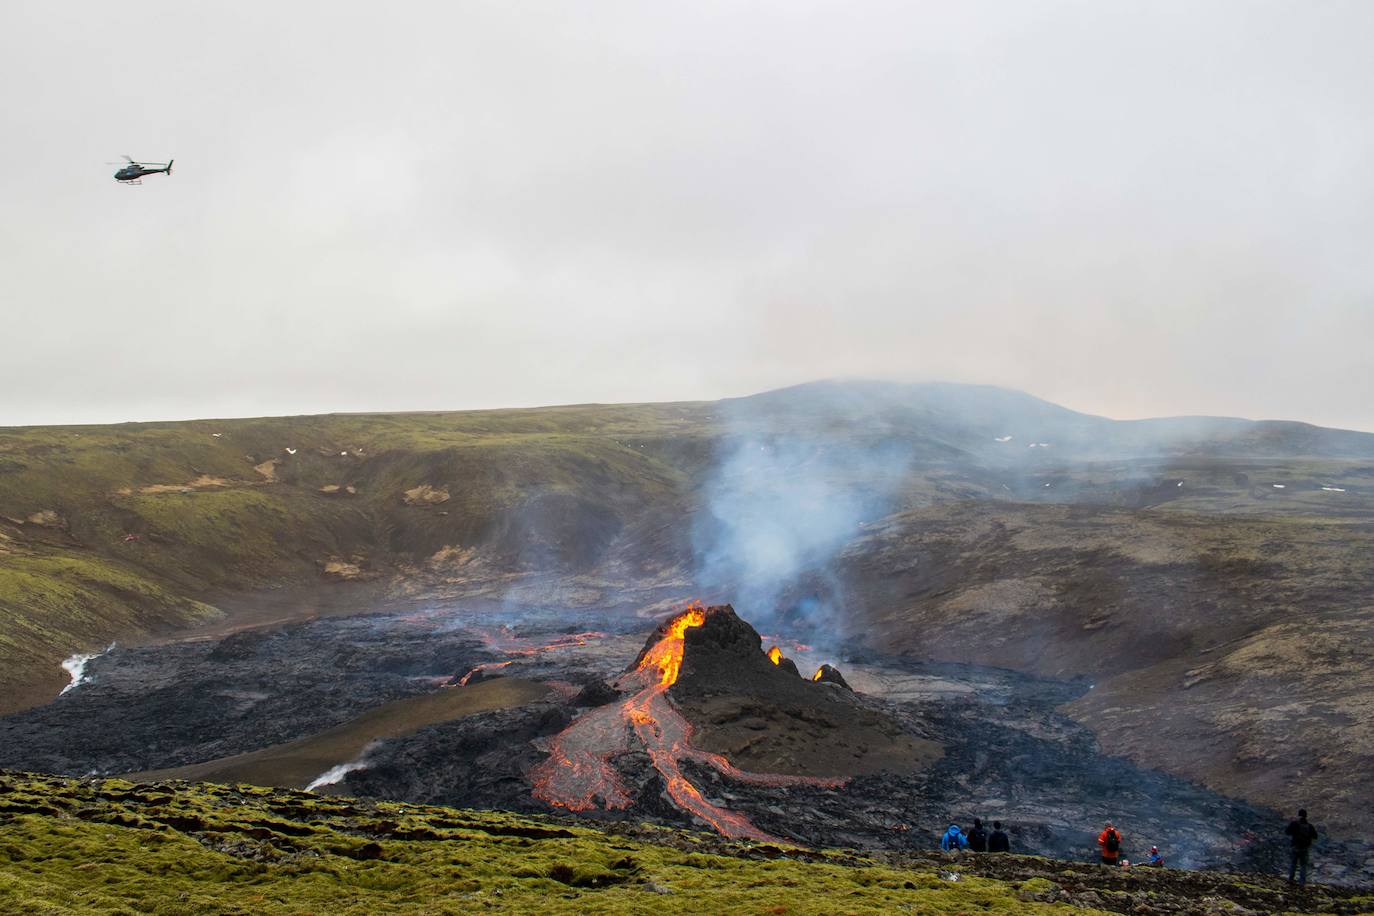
xmin=530 ymin=602 xmax=844 ymax=842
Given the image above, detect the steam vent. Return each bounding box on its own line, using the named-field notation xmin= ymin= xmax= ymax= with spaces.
xmin=531 ymin=603 xmax=940 ymax=841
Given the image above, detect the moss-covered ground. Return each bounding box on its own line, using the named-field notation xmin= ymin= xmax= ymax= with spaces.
xmin=1 ymin=773 xmax=1369 ymax=915
xmin=0 ymin=773 xmax=1080 ymax=915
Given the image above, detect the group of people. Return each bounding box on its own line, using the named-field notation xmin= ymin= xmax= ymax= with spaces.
xmin=1096 ymin=822 xmax=1164 ymax=868
xmin=941 ymin=809 xmax=1321 ymax=887
xmin=939 ymin=818 xmax=1010 ymax=853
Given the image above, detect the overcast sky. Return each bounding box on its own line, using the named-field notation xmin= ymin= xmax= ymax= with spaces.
xmin=3 ymin=1 xmax=1372 ymax=430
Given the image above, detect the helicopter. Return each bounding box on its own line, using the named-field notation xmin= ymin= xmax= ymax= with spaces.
xmin=110 ymin=155 xmax=173 ymax=184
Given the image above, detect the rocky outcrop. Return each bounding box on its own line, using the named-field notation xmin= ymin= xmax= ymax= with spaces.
xmin=812 ymin=664 xmax=851 ymax=690
xmin=25 ymin=509 xmax=64 ymax=528
xmin=403 ymin=485 xmax=450 ymax=507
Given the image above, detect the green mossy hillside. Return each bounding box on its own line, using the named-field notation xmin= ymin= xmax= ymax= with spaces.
xmin=0 ymin=773 xmax=1081 ymax=915
xmin=2 ymin=773 xmax=1369 ymax=915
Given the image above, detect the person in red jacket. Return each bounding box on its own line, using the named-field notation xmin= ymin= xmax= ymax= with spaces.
xmin=1098 ymin=822 xmax=1123 ymax=866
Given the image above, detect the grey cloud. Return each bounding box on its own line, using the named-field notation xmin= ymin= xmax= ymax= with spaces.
xmin=2 ymin=0 xmax=1371 ymax=428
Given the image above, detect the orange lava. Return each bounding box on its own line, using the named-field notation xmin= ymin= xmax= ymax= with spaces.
xmin=455 ymin=630 xmax=605 ymax=687
xmin=812 ymin=668 xmax=824 ymax=681
xmin=530 ymin=602 xmax=846 ymax=842
xmin=639 ymin=605 xmax=706 ymax=687
xmin=767 ymin=646 xmax=782 ymax=665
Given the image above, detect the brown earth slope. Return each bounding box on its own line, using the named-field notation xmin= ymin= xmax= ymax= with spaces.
xmin=842 ymin=499 xmax=1374 ymax=835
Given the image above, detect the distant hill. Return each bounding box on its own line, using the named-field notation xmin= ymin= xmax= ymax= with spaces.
xmin=727 ymin=380 xmax=1374 ymax=461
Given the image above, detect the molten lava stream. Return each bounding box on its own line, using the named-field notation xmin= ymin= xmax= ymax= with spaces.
xmin=454 ymin=629 xmax=606 ymax=687
xmin=530 ymin=603 xmax=844 ymax=842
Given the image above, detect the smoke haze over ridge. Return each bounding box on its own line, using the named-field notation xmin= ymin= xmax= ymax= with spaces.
xmin=3 ymin=1 xmax=1373 ymax=429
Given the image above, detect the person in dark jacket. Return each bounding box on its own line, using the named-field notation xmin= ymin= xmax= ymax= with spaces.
xmin=967 ymin=818 xmax=989 ymax=852
xmin=1285 ymin=809 xmax=1319 ymax=886
xmin=988 ymin=821 xmax=1010 ymax=853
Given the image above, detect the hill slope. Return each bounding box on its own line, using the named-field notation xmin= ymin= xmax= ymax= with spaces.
xmin=3 ymin=381 xmax=1373 ymax=846
xmin=1 ymin=772 xmax=1369 ymax=914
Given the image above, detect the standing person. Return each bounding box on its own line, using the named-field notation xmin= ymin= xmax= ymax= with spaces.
xmin=1098 ymin=822 xmax=1123 ymax=866
xmin=967 ymin=818 xmax=989 ymax=852
xmin=940 ymin=824 xmax=969 ymax=851
xmin=1285 ymin=809 xmax=1319 ymax=886
xmin=988 ymin=821 xmax=1011 ymax=853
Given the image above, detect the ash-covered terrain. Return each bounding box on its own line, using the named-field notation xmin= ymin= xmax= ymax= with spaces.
xmin=3 ymin=600 xmax=1368 ymax=885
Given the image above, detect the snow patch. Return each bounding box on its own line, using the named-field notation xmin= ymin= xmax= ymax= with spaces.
xmin=1321 ymin=486 xmax=1347 ymax=493
xmin=994 ymin=436 xmax=1013 ymax=443
xmin=1272 ymin=484 xmax=1286 ymax=489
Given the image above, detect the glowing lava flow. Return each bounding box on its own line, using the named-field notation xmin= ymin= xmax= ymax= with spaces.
xmin=767 ymin=645 xmax=782 ymax=665
xmin=455 ymin=630 xmax=605 ymax=686
xmin=530 ymin=603 xmax=845 ymax=842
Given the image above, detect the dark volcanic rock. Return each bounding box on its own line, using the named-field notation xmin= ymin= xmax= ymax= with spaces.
xmin=0 ymin=614 xmax=492 ymax=775
xmin=812 ymin=664 xmax=851 ymax=690
xmin=8 ymin=601 xmax=1371 ymax=885
xmin=342 ymin=702 xmax=572 ymax=811
xmin=776 ymin=657 xmax=801 ymax=678
xmin=207 ymin=630 xmax=272 ymax=663
xmin=572 ymin=679 xmax=620 ymax=708
xmin=665 ymin=605 xmax=942 ymax=781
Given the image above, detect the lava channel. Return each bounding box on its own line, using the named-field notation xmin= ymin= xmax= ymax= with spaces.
xmin=455 ymin=629 xmax=605 ymax=686
xmin=530 ymin=602 xmax=845 ymax=842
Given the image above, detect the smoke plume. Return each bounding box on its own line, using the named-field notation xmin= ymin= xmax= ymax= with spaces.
xmin=692 ymin=388 xmax=915 ymax=634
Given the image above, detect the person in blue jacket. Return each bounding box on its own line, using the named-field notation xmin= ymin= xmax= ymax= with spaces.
xmin=940 ymin=824 xmax=969 ymax=851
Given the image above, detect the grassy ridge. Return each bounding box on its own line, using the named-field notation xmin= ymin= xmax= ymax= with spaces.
xmin=0 ymin=773 xmax=1088 ymax=916
xmin=6 ymin=772 xmax=1370 ymax=915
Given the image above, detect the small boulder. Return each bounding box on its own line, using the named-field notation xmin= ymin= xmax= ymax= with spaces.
xmin=347 ymin=842 xmax=384 ymax=861
xmin=573 ymin=680 xmax=621 ymax=708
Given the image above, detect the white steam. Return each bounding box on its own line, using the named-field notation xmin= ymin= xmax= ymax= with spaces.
xmin=59 ymin=643 xmax=115 ymax=696
xmin=306 ymin=742 xmax=379 ymax=791
xmin=693 ymin=396 xmax=913 ymax=632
